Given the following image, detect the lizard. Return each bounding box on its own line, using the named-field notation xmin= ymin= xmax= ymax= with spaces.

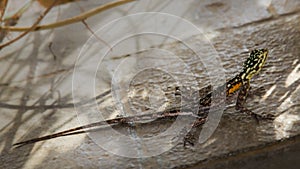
xmin=13 ymin=48 xmax=273 ymax=147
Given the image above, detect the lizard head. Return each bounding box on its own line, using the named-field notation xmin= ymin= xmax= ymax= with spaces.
xmin=241 ymin=48 xmax=269 ymax=80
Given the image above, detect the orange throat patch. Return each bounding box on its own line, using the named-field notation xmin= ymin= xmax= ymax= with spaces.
xmin=227 ymin=82 xmax=242 ymax=95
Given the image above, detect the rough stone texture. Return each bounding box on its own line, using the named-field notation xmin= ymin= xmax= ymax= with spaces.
xmin=0 ymin=0 xmax=299 ymax=169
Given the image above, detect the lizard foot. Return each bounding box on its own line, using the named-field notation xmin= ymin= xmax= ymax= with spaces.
xmin=237 ymin=106 xmax=275 ymax=123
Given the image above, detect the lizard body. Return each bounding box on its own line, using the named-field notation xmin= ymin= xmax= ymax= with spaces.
xmin=13 ymin=49 xmax=271 ymax=147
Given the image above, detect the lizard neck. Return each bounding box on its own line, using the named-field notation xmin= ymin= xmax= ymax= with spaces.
xmin=200 ymin=70 xmax=250 ymax=106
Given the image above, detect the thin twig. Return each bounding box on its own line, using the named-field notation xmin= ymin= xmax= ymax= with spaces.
xmin=0 ymin=89 xmax=111 ymax=110
xmin=1 ymin=0 xmax=136 ymax=32
xmin=0 ymin=0 xmax=29 ymax=43
xmin=48 ymin=42 xmax=57 ymax=60
xmin=0 ymin=0 xmax=8 ymax=21
xmin=82 ymin=20 xmax=112 ymax=50
xmin=0 ymin=0 xmax=58 ymax=49
xmin=37 ymin=0 xmax=79 ymax=8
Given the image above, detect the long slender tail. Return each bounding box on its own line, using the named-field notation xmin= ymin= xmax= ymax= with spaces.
xmin=13 ymin=110 xmax=202 ymax=147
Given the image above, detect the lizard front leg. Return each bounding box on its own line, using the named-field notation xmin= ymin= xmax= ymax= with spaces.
xmin=235 ymin=80 xmax=252 ymax=113
xmin=235 ymin=80 xmax=274 ymax=121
